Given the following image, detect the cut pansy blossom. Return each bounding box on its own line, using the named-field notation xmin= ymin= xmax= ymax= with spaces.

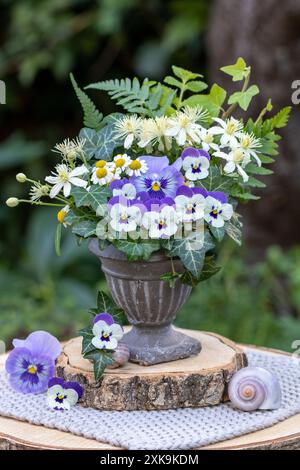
xmin=47 ymin=378 xmax=83 ymax=411
xmin=45 ymin=163 xmax=88 ymax=198
xmin=204 ymin=193 xmax=233 ymax=228
xmin=92 ymin=313 xmax=123 ymax=350
xmin=181 ymin=147 xmax=210 ymax=181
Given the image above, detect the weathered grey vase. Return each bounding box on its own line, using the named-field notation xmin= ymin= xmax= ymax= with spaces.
xmin=89 ymin=240 xmax=201 ymax=365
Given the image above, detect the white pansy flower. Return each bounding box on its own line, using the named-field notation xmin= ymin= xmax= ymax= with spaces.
xmin=114 ymin=115 xmax=142 ymax=149
xmin=214 ymin=146 xmax=251 ymax=182
xmin=237 ymin=131 xmax=262 ymax=166
xmin=210 ymin=117 xmax=243 ymax=146
xmin=142 ymin=205 xmax=179 ymax=238
xmin=45 ymin=164 xmax=88 ymax=198
xmin=112 ymin=183 xmax=137 ymax=200
xmin=164 ymin=106 xmax=208 ymax=146
xmin=138 ymin=117 xmax=172 ymax=151
xmin=47 ymin=383 xmax=80 ymax=411
xmin=175 ymin=194 xmax=205 ymax=223
xmin=110 ymin=203 xmax=141 ymax=233
xmin=183 ymin=156 xmax=210 ymax=181
xmin=125 ymin=157 xmax=148 ymax=177
xmin=92 ymin=319 xmax=123 ymax=350
xmin=204 ymin=196 xmax=233 ymax=228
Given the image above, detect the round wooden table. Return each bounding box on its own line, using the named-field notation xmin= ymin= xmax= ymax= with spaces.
xmin=0 ymin=331 xmax=299 ymax=451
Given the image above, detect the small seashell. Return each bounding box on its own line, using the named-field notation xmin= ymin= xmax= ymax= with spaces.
xmin=107 ymin=342 xmax=130 ymax=369
xmin=228 ymin=366 xmax=282 ymax=411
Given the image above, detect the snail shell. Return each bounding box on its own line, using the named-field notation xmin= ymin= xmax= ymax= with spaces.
xmin=107 ymin=342 xmax=130 ymax=369
xmin=228 ymin=366 xmax=282 ymax=411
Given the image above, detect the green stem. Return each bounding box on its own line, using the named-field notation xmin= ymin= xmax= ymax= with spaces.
xmin=222 ymin=71 xmax=251 ymax=120
xmin=19 ymin=199 xmax=65 ymax=207
xmin=177 ymin=82 xmax=187 ymax=109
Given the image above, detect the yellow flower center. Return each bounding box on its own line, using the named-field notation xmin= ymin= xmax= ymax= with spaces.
xmin=96 ymin=168 xmax=107 ymax=178
xmin=58 ymin=169 xmax=70 ymax=182
xmin=232 ymin=149 xmax=244 ymax=162
xmin=115 ymin=158 xmax=125 ymax=168
xmin=95 ymin=160 xmax=106 ymax=168
xmin=203 ymin=133 xmax=213 ymax=144
xmin=240 ymin=136 xmax=251 ymax=148
xmin=57 ymin=209 xmax=66 ymax=223
xmin=152 ymin=181 xmax=161 ymax=191
xmin=212 ymin=209 xmax=218 ymax=215
xmin=57 ymin=394 xmax=64 ymax=400
xmin=102 ymin=332 xmax=110 ymax=339
xmin=129 ymin=160 xmax=142 ymax=170
xmin=27 ymin=364 xmax=37 ymax=375
xmin=193 ymin=164 xmax=199 ymax=170
xmin=226 ymin=122 xmax=236 ymax=135
xmin=120 ymin=212 xmax=128 ymax=221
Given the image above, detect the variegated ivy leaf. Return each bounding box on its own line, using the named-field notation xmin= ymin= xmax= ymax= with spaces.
xmin=197 ymin=166 xmax=233 ymax=193
xmin=71 ymin=185 xmax=111 ymax=212
xmin=113 ymin=239 xmax=160 ymax=261
xmin=72 ymin=220 xmax=98 ymax=238
xmin=79 ymin=124 xmax=118 ymax=160
xmin=166 ymin=232 xmax=215 ymax=278
xmin=85 ymin=350 xmax=114 ymax=381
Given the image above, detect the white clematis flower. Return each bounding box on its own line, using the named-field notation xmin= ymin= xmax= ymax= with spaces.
xmin=210 ymin=117 xmax=243 ymax=147
xmin=110 ymin=203 xmax=141 ymax=233
xmin=204 ymin=196 xmax=233 ymax=228
xmin=45 ymin=164 xmax=88 ymax=198
xmin=142 ymin=205 xmax=179 ymax=238
xmin=164 ymin=107 xmax=208 ymax=146
xmin=92 ymin=319 xmax=124 ymax=350
xmin=237 ymin=131 xmax=262 ymax=166
xmin=198 ymin=127 xmax=220 ymax=152
xmin=214 ymin=146 xmax=251 ymax=182
xmin=114 ymin=115 xmax=142 ymax=149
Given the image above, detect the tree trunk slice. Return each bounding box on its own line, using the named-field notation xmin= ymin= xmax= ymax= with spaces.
xmin=56 ymin=329 xmax=247 ymax=411
xmin=1 ymin=341 xmax=300 ymax=450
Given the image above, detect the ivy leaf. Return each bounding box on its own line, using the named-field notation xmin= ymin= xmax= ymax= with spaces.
xmin=209 ymin=225 xmax=225 ymax=242
xmin=182 ymin=84 xmax=226 ymax=117
xmin=72 ymin=220 xmax=98 ymax=238
xmin=220 ymin=57 xmax=249 ymax=82
xmin=70 ymin=74 xmax=103 ymax=130
xmin=228 ymin=85 xmax=259 ymax=111
xmin=171 ymin=65 xmax=202 ymax=82
xmin=80 ymin=329 xmax=96 ymax=356
xmin=84 ymin=350 xmax=114 ymax=381
xmin=180 ymin=256 xmax=221 ymax=285
xmin=197 ymin=166 xmax=233 ymax=193
xmin=166 ymin=232 xmax=215 ymax=278
xmin=71 ymin=185 xmax=111 ymax=212
xmin=225 ymin=218 xmax=242 ymax=245
xmin=79 ymin=125 xmax=117 ymax=160
xmin=96 ymin=291 xmax=124 ymax=320
xmin=113 ymin=239 xmax=160 ymax=261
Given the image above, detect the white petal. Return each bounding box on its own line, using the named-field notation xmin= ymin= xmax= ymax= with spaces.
xmin=124 ymin=134 xmax=134 ymax=149
xmin=45 ymin=176 xmax=60 ymax=184
xmin=108 ymin=337 xmax=118 ymax=349
xmin=177 ymin=128 xmax=187 ymax=146
xmin=63 ymin=182 xmax=71 ymax=197
xmin=70 ymin=165 xmax=88 ymax=177
xmin=69 ymin=177 xmax=87 ymax=188
xmin=92 ymin=337 xmax=106 ymax=349
xmin=209 ymin=126 xmax=224 ymax=135
xmin=65 ymin=388 xmax=79 ymax=406
xmin=222 ymin=203 xmax=233 ymax=221
xmin=49 ymin=183 xmax=64 ymax=198
xmin=237 ymin=165 xmax=249 ymax=182
xmin=92 ymin=320 xmax=109 ymax=336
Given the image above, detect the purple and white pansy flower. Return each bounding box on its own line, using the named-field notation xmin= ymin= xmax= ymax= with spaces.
xmin=5 ymin=331 xmax=61 ymax=394
xmin=175 ymin=186 xmax=207 ymax=223
xmin=47 ymin=377 xmax=83 ymax=410
xmin=204 ymin=192 xmax=233 ymax=228
xmin=109 ymin=198 xmax=142 ymax=233
xmin=131 ymin=156 xmax=184 ymax=199
xmin=181 ymin=147 xmax=210 ymax=181
xmin=110 ymin=179 xmax=137 ymax=200
xmin=92 ymin=313 xmax=124 ymax=350
xmin=142 ymin=198 xmax=179 ymax=238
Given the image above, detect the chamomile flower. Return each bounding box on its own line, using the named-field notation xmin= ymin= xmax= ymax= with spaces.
xmin=237 ymin=132 xmax=262 ymax=166
xmin=57 ymin=205 xmax=70 ymax=227
xmin=113 ymin=154 xmax=131 ymax=175
xmin=45 ymin=164 xmax=88 ymax=198
xmin=91 ymin=161 xmax=115 ymax=186
xmin=165 ymin=106 xmax=208 ymax=146
xmin=29 ymin=182 xmax=50 ymax=201
xmin=214 ymin=145 xmax=251 ymax=182
xmin=126 ymin=157 xmax=148 ymax=177
xmin=114 ymin=115 xmax=142 ymax=149
xmin=52 ymin=137 xmax=85 ymax=162
xmin=210 ymin=117 xmax=243 ymax=146
xmin=138 ymin=117 xmax=172 ymax=151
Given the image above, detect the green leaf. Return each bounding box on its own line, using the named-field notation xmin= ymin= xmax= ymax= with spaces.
xmin=185 ymin=80 xmax=208 ymax=93
xmin=246 ymin=164 xmax=273 ymax=175
xmin=55 ymin=223 xmax=62 ymax=256
xmin=80 ymin=329 xmax=96 ymax=355
xmin=197 ymin=166 xmax=233 ymax=193
xmin=79 ymin=125 xmax=117 ymax=161
xmin=166 ymin=232 xmax=215 ymax=278
xmin=85 ymin=350 xmax=114 ymax=381
xmin=224 ymin=218 xmax=242 ymax=245
xmin=71 ymin=185 xmax=111 ymax=212
xmin=182 ymin=84 xmax=226 ymax=117
xmin=72 ymin=220 xmax=98 ymax=238
xmin=180 ymin=256 xmax=221 ymax=285
xmin=164 ymin=76 xmax=182 ymax=88
xmin=220 ymin=57 xmax=249 ymax=81
xmin=228 ymin=85 xmax=259 ymax=111
xmin=96 ymin=291 xmax=123 ymax=318
xmin=70 ymin=74 xmax=103 ymax=129
xmin=271 ymin=106 xmax=291 ymax=128
xmin=114 ymin=239 xmax=160 ymax=261
xmin=247 ymin=176 xmax=266 ymax=188
xmin=209 ymin=225 xmax=225 ymax=242
xmin=160 ymin=272 xmax=182 ymax=288
xmin=171 ymin=65 xmax=202 ymax=82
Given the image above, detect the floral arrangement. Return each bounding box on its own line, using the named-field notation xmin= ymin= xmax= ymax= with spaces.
xmin=6 ymin=58 xmax=290 ymax=288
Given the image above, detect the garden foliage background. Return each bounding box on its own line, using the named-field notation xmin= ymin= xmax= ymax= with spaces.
xmin=1 ymin=0 xmax=300 ymax=350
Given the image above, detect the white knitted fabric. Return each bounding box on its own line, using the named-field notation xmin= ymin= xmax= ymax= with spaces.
xmin=0 ymin=349 xmax=300 ymax=450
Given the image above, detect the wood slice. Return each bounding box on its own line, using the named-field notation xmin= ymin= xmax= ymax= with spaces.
xmin=1 ymin=344 xmax=300 ymax=450
xmin=56 ymin=328 xmax=247 ymax=411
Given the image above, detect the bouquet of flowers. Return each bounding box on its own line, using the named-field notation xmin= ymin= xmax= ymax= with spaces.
xmin=7 ymin=58 xmax=290 ymax=287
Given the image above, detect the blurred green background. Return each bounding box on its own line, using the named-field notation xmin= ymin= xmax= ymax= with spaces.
xmin=1 ymin=0 xmax=300 ymax=351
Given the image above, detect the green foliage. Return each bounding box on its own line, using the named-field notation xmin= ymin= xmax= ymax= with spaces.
xmin=71 ymin=185 xmax=111 ymax=211
xmin=70 ymin=74 xmax=103 ymax=130
xmin=271 ymin=107 xmax=292 ymax=129
xmin=79 ymin=125 xmax=118 ymax=160
xmin=55 ymin=223 xmax=62 ymax=256
xmin=197 ymin=166 xmax=234 ymax=193
xmin=221 ymin=57 xmax=250 ymax=82
xmin=113 ymin=239 xmax=160 ymax=261
xmin=0 ymin=133 xmax=47 ymax=170
xmin=228 ymin=85 xmax=259 ymax=111
xmin=182 ymin=83 xmax=227 ymax=117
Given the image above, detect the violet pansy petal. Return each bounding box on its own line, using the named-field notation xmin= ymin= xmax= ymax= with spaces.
xmin=108 ymin=196 xmax=130 ymax=207
xmin=110 ymin=178 xmax=129 ymax=191
xmin=171 ymin=158 xmax=183 ymax=171
xmin=140 ymin=156 xmax=169 ymax=174
xmin=181 ymin=147 xmax=200 ymax=160
xmin=159 ymin=197 xmax=175 ymax=207
xmin=208 ymin=191 xmax=228 ymax=203
xmin=65 ymin=381 xmax=84 ymax=399
xmin=176 ymin=186 xmax=194 ymax=197
xmin=192 ymin=187 xmax=208 ymax=197
xmin=12 ymin=331 xmax=61 ymax=361
xmin=198 ymin=149 xmax=211 ymax=160
xmin=48 ymin=377 xmax=65 ymax=388
xmin=93 ymin=313 xmax=114 ymax=325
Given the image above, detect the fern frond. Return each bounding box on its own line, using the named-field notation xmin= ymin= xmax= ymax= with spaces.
xmin=70 ymin=74 xmax=103 ymax=130
xmin=271 ymin=106 xmax=291 ymax=129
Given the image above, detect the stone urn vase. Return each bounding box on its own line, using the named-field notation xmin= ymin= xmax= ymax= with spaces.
xmin=89 ymin=240 xmax=201 ymax=365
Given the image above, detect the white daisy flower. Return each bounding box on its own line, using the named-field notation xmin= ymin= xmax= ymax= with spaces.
xmin=164 ymin=106 xmax=208 ymax=146
xmin=125 ymin=157 xmax=148 ymax=177
xmin=92 ymin=318 xmax=123 ymax=350
xmin=199 ymin=128 xmax=220 ymax=152
xmin=175 ymin=194 xmax=205 ymax=223
xmin=91 ymin=162 xmax=115 ymax=186
xmin=113 ymin=153 xmax=131 ymax=172
xmin=210 ymin=117 xmax=243 ymax=146
xmin=214 ymin=145 xmax=251 ymax=182
xmin=29 ymin=182 xmax=49 ymax=201
xmin=138 ymin=117 xmax=172 ymax=151
xmin=114 ymin=115 xmax=142 ymax=149
xmin=45 ymin=164 xmax=88 ymax=198
xmin=183 ymin=155 xmax=210 ymax=181
xmin=237 ymin=132 xmax=262 ymax=166
xmin=142 ymin=205 xmax=179 ymax=238
xmin=110 ymin=203 xmax=142 ymax=233
xmin=57 ymin=205 xmax=70 ymax=227
xmin=204 ymin=196 xmax=233 ymax=228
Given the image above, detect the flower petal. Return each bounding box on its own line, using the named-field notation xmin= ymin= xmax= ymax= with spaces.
xmin=12 ymin=331 xmax=61 ymax=361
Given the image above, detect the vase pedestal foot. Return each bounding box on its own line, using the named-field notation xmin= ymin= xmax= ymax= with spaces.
xmin=122 ymin=325 xmax=201 ymax=365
